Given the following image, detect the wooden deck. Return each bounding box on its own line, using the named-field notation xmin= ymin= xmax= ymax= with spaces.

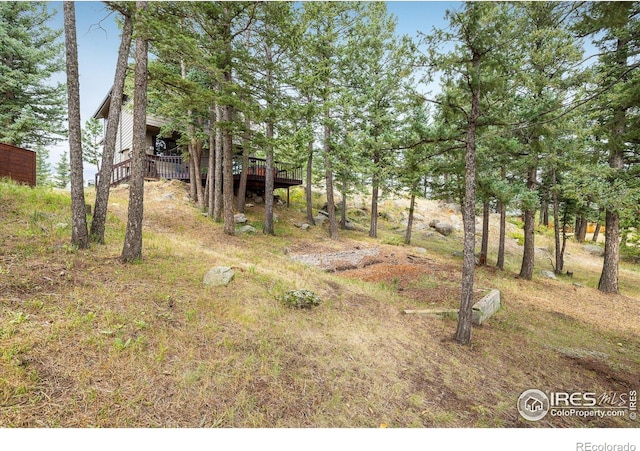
xmin=98 ymin=155 xmax=303 ymax=193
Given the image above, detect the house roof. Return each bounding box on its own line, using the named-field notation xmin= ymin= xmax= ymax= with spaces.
xmin=93 ymin=88 xmax=113 ymax=119
xmin=93 ymin=88 xmax=169 ymax=130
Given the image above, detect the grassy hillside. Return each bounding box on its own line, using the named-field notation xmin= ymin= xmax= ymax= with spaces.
xmin=0 ymin=179 xmax=638 ymax=427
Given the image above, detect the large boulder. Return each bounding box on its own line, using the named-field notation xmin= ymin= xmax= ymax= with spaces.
xmin=433 ymin=222 xmax=454 ymax=236
xmin=239 ymin=225 xmax=257 ymax=234
xmin=582 ymin=244 xmax=604 ymax=257
xmin=540 ymin=270 xmax=557 ymax=280
xmin=313 ymin=215 xmax=327 ymax=226
xmin=234 ymin=213 xmax=247 ymax=224
xmin=203 ymin=266 xmax=235 ymax=287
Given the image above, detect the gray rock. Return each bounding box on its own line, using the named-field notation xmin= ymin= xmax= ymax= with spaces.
xmin=161 ymin=192 xmax=175 ymax=200
xmin=344 ymin=221 xmax=357 ymax=231
xmin=313 ymin=215 xmax=326 ymax=226
xmin=203 ymin=266 xmax=235 ymax=287
xmin=239 ymin=225 xmax=257 ymax=234
xmin=301 ymin=223 xmax=311 ymax=230
xmin=540 ymin=270 xmax=557 ymax=280
xmin=234 ymin=213 xmax=247 ymax=224
xmin=433 ymin=222 xmax=454 ymax=236
xmin=411 ymin=247 xmax=427 ymax=254
xmin=582 ymin=244 xmax=604 ymax=257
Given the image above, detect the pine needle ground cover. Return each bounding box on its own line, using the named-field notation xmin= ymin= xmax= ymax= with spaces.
xmin=1 ymin=180 xmax=638 ymax=427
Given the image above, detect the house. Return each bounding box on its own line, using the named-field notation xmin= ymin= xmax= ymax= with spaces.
xmin=524 ymin=396 xmax=544 ymax=413
xmin=92 ymin=89 xmax=303 ymax=200
xmin=0 ymin=142 xmax=36 ymax=186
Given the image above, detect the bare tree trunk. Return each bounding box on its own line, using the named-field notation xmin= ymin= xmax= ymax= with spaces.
xmin=191 ymin=135 xmax=204 ymax=208
xmin=121 ymin=1 xmax=147 ymax=262
xmin=369 ymin=150 xmax=381 ymax=238
xmin=222 ymin=102 xmax=235 ymax=235
xmin=552 ymin=170 xmax=562 ymax=273
xmin=599 ymin=209 xmax=620 ymax=293
xmin=207 ymin=106 xmax=215 ymax=216
xmin=575 ymin=216 xmax=587 ymax=243
xmin=188 ymin=152 xmax=197 ymax=201
xmin=479 ymin=200 xmax=490 ymax=266
xmin=264 ymin=120 xmax=275 ymax=235
xmin=518 ymin=165 xmax=537 ymax=280
xmin=306 ymin=148 xmax=314 ymax=224
xmin=91 ymin=11 xmax=132 ymax=244
xmin=63 ymin=1 xmax=89 ymax=249
xmin=404 ymin=187 xmax=417 ymax=245
xmin=455 ymin=53 xmax=480 ymax=346
xmin=213 ymin=103 xmax=223 ymax=222
xmin=237 ymin=116 xmax=250 ymax=213
xmin=340 ymin=189 xmax=347 ymax=229
xmin=541 ymin=202 xmax=549 ymax=227
xmin=592 ymin=222 xmax=601 ymax=242
xmin=324 ymin=120 xmax=338 ymax=240
xmin=497 ymin=200 xmax=506 ymax=270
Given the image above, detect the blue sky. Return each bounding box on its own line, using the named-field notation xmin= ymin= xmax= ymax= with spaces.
xmin=45 ymin=1 xmax=461 ymax=181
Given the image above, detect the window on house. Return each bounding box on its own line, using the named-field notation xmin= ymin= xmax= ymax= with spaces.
xmin=153 ymin=136 xmax=179 ymax=156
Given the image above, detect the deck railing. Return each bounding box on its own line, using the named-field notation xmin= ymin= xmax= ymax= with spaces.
xmin=97 ymin=154 xmax=302 ymax=186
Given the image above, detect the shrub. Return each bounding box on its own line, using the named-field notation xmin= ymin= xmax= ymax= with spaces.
xmin=278 ymin=289 xmax=321 ymax=309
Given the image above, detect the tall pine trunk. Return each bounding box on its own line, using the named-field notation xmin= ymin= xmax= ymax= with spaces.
xmin=592 ymin=222 xmax=601 ymax=242
xmin=213 ymin=103 xmax=223 ymax=222
xmin=369 ymin=152 xmax=380 ymax=238
xmin=455 ymin=53 xmax=480 ymax=346
xmin=207 ymin=105 xmax=215 ymax=217
xmin=478 ymin=200 xmax=490 ymax=266
xmin=404 ymin=187 xmax=417 ymax=245
xmin=91 ymin=12 xmax=132 ymax=244
xmin=306 ymin=148 xmax=314 ymax=224
xmin=121 ymin=1 xmax=147 ymax=262
xmin=552 ymin=170 xmax=563 ymax=273
xmin=497 ymin=200 xmax=506 ymax=270
xmin=63 ymin=1 xmax=89 ymax=249
xmin=263 ymin=119 xmax=275 ymax=235
xmin=222 ymin=102 xmax=235 ymax=235
xmin=236 ymin=116 xmax=251 ymax=213
xmin=518 ymin=165 xmax=537 ymax=280
xmin=598 ymin=34 xmax=628 ymax=294
xmin=323 ymin=112 xmax=338 ymax=240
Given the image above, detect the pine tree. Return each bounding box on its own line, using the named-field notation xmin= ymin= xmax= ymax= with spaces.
xmin=35 ymin=146 xmax=52 ymax=186
xmin=81 ymin=117 xmax=103 ymax=172
xmin=63 ymin=0 xmax=89 ymax=249
xmin=428 ymin=2 xmax=517 ymax=345
xmin=121 ymin=1 xmax=149 ymax=263
xmin=0 ymin=2 xmax=66 ymax=148
xmin=54 ymin=150 xmax=70 ymax=188
xmin=90 ymin=5 xmax=133 ymax=244
xmin=574 ymin=2 xmax=640 ymax=293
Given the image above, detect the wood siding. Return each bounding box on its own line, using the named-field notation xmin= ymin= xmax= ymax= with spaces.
xmin=0 ymin=142 xmax=36 ymax=186
xmin=114 ymin=109 xmax=134 ymax=164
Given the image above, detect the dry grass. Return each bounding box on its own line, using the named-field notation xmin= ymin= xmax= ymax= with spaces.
xmin=0 ymin=179 xmax=639 ymax=428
